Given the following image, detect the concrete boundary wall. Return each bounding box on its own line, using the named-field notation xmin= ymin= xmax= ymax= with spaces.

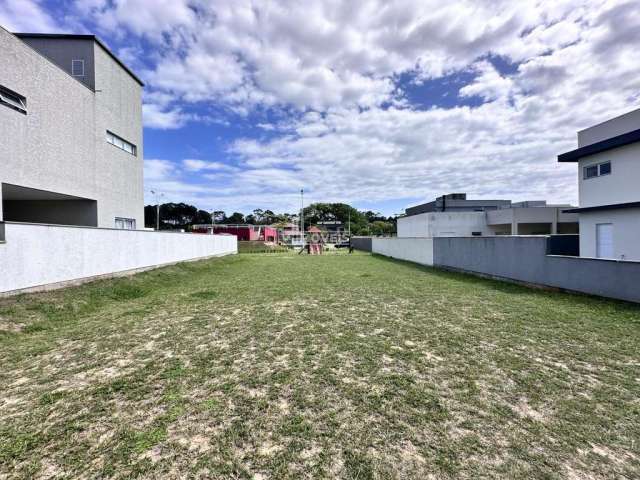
xmin=433 ymin=236 xmax=640 ymax=303
xmin=372 ymin=237 xmax=434 ymax=266
xmin=0 ymin=222 xmax=237 ymax=294
xmin=351 ymin=236 xmax=372 ymax=252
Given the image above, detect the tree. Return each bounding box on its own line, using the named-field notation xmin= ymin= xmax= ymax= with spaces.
xmin=225 ymin=212 xmax=245 ymax=224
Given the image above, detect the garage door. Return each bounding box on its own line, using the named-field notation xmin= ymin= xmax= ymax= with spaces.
xmin=596 ymin=223 xmax=614 ymax=259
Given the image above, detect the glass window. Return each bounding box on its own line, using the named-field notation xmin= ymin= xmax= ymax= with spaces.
xmin=599 ymin=161 xmax=611 ymax=176
xmin=115 ymin=218 xmax=136 ymax=230
xmin=106 ymin=131 xmax=137 ymax=156
xmin=584 ymin=165 xmax=598 ymax=179
xmin=0 ymin=84 xmax=27 ymax=114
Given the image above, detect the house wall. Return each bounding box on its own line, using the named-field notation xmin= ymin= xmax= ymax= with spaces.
xmin=3 ymin=199 xmax=97 ymax=226
xmin=397 ymin=212 xmax=489 ymax=238
xmin=372 ymin=237 xmax=434 ymax=266
xmin=0 ymin=222 xmax=237 ymax=294
xmin=0 ymin=28 xmax=144 ymax=229
xmin=0 ymin=28 xmax=95 ymax=224
xmin=578 ymin=208 xmax=640 ymax=261
xmin=93 ymin=43 xmax=144 ymax=228
xmin=577 ymin=144 xmax=640 ymax=208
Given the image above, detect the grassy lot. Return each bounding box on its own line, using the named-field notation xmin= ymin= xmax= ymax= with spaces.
xmin=1 ymin=253 xmax=639 ymax=479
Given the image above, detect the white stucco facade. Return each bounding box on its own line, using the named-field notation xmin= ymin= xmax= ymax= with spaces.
xmin=0 ymin=28 xmax=144 ymax=228
xmin=397 ymin=212 xmax=490 ymax=238
xmin=562 ymin=107 xmax=640 ymax=261
xmin=577 ymin=144 xmax=640 ymax=208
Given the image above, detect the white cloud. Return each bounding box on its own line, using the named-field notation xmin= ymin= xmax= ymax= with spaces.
xmin=0 ymin=0 xmax=61 ymax=32
xmin=142 ymin=103 xmax=192 ymax=129
xmin=74 ymin=0 xmax=640 ymax=213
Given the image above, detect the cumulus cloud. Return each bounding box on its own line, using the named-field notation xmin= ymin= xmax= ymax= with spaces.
xmin=142 ymin=103 xmax=192 ymax=129
xmin=0 ymin=0 xmax=61 ymax=32
xmin=62 ymin=0 xmax=640 ymax=212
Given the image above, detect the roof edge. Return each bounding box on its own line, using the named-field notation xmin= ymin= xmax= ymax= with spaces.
xmin=563 ymin=201 xmax=640 ymax=213
xmin=558 ymin=127 xmax=640 ymax=162
xmin=14 ymin=32 xmax=144 ymax=87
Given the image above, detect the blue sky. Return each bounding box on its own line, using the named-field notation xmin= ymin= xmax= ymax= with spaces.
xmin=2 ymin=0 xmax=640 ymax=216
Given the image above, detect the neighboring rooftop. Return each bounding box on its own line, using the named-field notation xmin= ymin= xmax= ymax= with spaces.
xmin=405 ymin=193 xmax=511 ymax=216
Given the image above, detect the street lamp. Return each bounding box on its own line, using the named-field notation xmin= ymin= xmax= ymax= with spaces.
xmin=150 ymin=189 xmax=164 ymax=231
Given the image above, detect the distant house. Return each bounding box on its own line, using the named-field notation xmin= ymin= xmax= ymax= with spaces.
xmin=558 ymin=107 xmax=640 ymax=260
xmin=192 ymin=224 xmax=278 ymax=242
xmin=398 ymin=193 xmax=578 ymax=238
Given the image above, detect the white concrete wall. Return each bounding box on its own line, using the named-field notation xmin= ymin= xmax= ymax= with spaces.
xmin=372 ymin=238 xmax=434 ymax=266
xmin=0 ymin=222 xmax=237 ymax=293
xmin=397 ymin=212 xmax=489 ymax=238
xmin=577 ymin=144 xmax=640 ymax=208
xmin=578 ymin=208 xmax=640 ymax=261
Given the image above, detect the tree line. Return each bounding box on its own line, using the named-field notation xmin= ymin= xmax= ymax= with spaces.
xmin=144 ymin=202 xmax=396 ymax=236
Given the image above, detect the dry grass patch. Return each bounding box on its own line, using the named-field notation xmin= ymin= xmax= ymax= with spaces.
xmin=0 ymin=253 xmax=639 ymax=479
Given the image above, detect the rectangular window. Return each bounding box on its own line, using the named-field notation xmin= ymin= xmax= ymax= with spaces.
xmin=599 ymin=161 xmax=611 ymax=176
xmin=71 ymin=59 xmax=85 ymax=77
xmin=583 ymin=161 xmax=611 ymax=179
xmin=584 ymin=165 xmax=598 ymax=179
xmin=0 ymin=84 xmax=27 ymax=114
xmin=115 ymin=217 xmax=136 ymax=230
xmin=106 ymin=130 xmax=137 ymax=156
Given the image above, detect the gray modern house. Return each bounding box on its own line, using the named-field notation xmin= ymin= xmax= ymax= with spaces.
xmin=0 ymin=27 xmax=144 ymax=229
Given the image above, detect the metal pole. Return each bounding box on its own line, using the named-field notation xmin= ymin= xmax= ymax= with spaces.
xmin=301 ymin=189 xmax=305 ymax=247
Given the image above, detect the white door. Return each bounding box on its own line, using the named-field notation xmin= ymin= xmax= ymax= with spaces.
xmin=596 ymin=223 xmax=614 ymax=258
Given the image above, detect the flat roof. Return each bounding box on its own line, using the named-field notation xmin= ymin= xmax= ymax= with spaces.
xmin=563 ymin=201 xmax=640 ymax=213
xmin=558 ymin=127 xmax=640 ymax=162
xmin=15 ymin=33 xmax=144 ymax=87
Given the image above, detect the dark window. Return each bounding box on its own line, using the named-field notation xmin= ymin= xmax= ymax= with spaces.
xmin=472 ymin=231 xmax=482 ymax=236
xmin=584 ymin=165 xmax=598 ymax=179
xmin=72 ymin=59 xmax=84 ymax=76
xmin=0 ymin=84 xmax=27 ymax=114
xmin=599 ymin=161 xmax=611 ymax=176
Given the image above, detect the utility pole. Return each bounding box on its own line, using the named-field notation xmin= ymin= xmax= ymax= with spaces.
xmin=150 ymin=189 xmax=164 ymax=231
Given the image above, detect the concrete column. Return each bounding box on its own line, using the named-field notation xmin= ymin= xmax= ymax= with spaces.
xmin=511 ymin=220 xmax=518 ymax=235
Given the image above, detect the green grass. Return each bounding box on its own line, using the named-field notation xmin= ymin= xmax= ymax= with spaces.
xmin=0 ymin=253 xmax=639 ymax=479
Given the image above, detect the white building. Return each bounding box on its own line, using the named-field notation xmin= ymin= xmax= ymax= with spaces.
xmin=397 ymin=194 xmax=578 ymax=238
xmin=558 ymin=107 xmax=640 ymax=261
xmin=0 ymin=28 xmax=144 ymax=229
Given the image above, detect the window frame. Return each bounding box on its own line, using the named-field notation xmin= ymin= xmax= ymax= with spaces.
xmin=71 ymin=59 xmax=85 ymax=77
xmin=0 ymin=84 xmax=27 ymax=114
xmin=106 ymin=130 xmax=137 ymax=156
xmin=583 ymin=161 xmax=611 ymax=180
xmin=115 ymin=217 xmax=136 ymax=230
